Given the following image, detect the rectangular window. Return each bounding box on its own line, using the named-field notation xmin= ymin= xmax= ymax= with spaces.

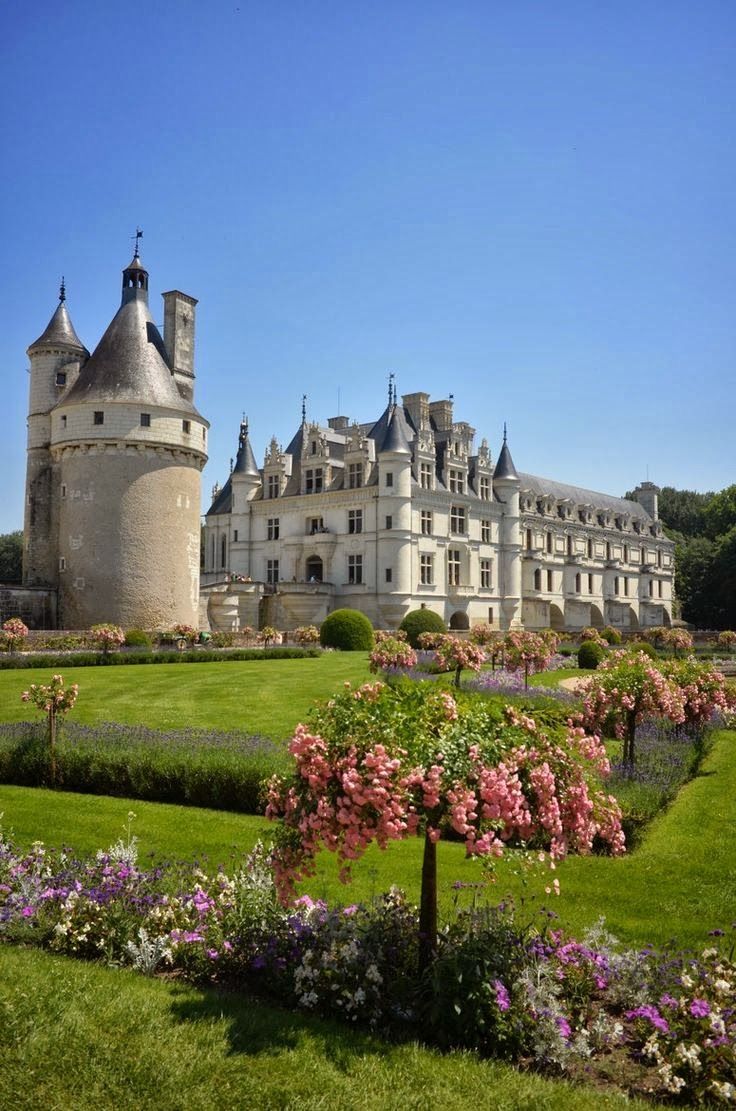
xmin=93 ymin=411 xmax=104 ymax=425
xmin=534 ymin=568 xmax=541 ymax=590
xmin=61 ymin=414 xmax=67 ymax=429
xmin=420 ymin=462 xmax=432 ymax=490
xmin=420 ymin=509 xmax=433 ymax=536
xmin=624 ymin=577 xmax=629 ymax=597
xmin=614 ymin=576 xmax=619 ymax=595
xmin=267 ymin=475 xmax=279 ymax=499
xmin=420 ymin=552 xmax=433 ymax=585
xmin=575 ymin=572 xmax=581 ymax=593
xmin=348 ymin=509 xmax=363 ymax=534
xmin=658 ymin=580 xmax=663 ymax=598
xmin=59 ymin=556 xmax=66 ymax=571
xmin=266 ymin=559 xmax=279 ymax=585
xmin=308 ymin=517 xmax=324 ymax=534
xmin=588 ymin=573 xmax=593 ymax=593
xmin=481 ymin=519 xmax=491 ymax=544
xmin=233 ymin=530 xmax=238 ymax=542
xmin=55 ymin=371 xmax=67 ymax=386
xmin=306 ymin=468 xmax=324 ymax=494
xmin=448 ymin=468 xmax=464 ymax=494
xmin=385 ymin=515 xmax=392 ymax=530
xmin=385 ymin=472 xmax=393 ymax=488
xmin=488 ymin=607 xmax=494 ymax=624
xmin=448 ymin=549 xmax=461 ymax=586
xmin=479 ymin=476 xmax=490 ymax=500
xmin=546 ymin=569 xmax=553 ymax=592
xmin=450 ymin=506 xmax=466 ymax=535
xmin=267 ymin=518 xmax=280 ymax=540
xmin=480 ymin=559 xmax=492 ymax=589
xmin=140 ymin=413 xmax=151 ymax=427
xmin=182 ymin=420 xmax=191 ymax=433
xmin=649 ymin=580 xmax=654 ymax=597
xmin=348 ymin=554 xmax=363 ymax=585
xmin=348 ymin=462 xmax=362 ymax=489
xmin=60 ymin=484 xmax=67 ymax=499
xmin=385 ymin=568 xmax=392 ymax=583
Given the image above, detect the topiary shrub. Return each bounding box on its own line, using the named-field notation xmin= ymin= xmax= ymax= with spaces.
xmin=320 ymin=609 xmax=374 ymax=651
xmin=577 ymin=639 xmax=607 ymax=670
xmin=628 ymin=640 xmax=658 ymax=659
xmin=124 ymin=628 xmax=152 ymax=649
xmin=601 ymin=626 xmax=622 ymax=645
xmin=399 ymin=609 xmax=447 ymax=649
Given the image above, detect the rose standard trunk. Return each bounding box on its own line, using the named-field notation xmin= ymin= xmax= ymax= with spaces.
xmin=419 ymin=829 xmax=438 ymax=971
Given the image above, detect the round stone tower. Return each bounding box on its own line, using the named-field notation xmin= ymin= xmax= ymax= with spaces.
xmin=493 ymin=428 xmax=522 ymax=630
xmin=48 ymin=249 xmax=209 ymax=629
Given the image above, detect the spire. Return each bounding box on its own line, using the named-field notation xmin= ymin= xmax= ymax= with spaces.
xmin=493 ymin=424 xmax=519 ymax=482
xmin=28 ymin=282 xmax=88 ymax=356
xmin=59 ymin=276 xmax=66 ymax=303
xmin=122 ymin=229 xmax=149 ymax=306
xmin=233 ymin=416 xmax=260 ymax=477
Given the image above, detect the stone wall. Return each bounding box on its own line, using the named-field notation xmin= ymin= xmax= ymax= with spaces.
xmin=0 ymin=585 xmax=57 ymax=628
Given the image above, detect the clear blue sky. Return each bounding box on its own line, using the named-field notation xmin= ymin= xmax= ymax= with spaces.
xmin=2 ymin=1 xmax=733 ymax=534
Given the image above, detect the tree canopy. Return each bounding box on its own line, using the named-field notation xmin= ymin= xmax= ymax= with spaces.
xmin=0 ymin=531 xmax=22 ymax=583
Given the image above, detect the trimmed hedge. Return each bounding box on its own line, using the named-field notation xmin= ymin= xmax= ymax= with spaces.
xmin=601 ymin=626 xmax=622 ymax=645
xmin=628 ymin=640 xmax=658 ymax=659
xmin=0 ymin=721 xmax=286 ymax=814
xmin=577 ymin=639 xmax=607 ymax=669
xmin=399 ymin=609 xmax=447 ymax=649
xmin=0 ymin=647 xmax=321 ymax=670
xmin=320 ymin=609 xmax=374 ymax=651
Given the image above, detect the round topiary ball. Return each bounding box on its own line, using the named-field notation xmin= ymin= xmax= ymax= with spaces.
xmin=601 ymin=626 xmax=622 ymax=645
xmin=398 ymin=608 xmax=447 ymax=649
xmin=320 ymin=608 xmax=374 ymax=651
xmin=628 ymin=640 xmax=658 ymax=659
xmin=577 ymin=639 xmax=607 ymax=670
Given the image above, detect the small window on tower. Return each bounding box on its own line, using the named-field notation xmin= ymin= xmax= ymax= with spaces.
xmin=55 ymin=371 xmax=67 ymax=387
xmin=182 ymin=420 xmax=191 ymax=434
xmin=93 ymin=411 xmax=104 ymax=425
xmin=61 ymin=415 xmax=67 ymax=429
xmin=140 ymin=413 xmax=151 ymax=427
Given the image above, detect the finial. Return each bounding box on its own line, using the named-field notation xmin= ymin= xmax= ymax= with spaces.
xmin=229 ymin=457 xmax=234 ymax=473
xmin=59 ymin=276 xmax=66 ymax=303
xmin=301 ymin=394 xmax=307 ymax=423
xmin=503 ymin=421 xmax=508 ymax=444
xmin=131 ymin=227 xmax=143 ymax=258
xmin=388 ymin=371 xmax=395 ymax=406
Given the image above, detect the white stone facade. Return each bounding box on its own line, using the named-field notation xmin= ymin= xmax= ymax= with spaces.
xmin=202 ymin=393 xmax=673 ymax=633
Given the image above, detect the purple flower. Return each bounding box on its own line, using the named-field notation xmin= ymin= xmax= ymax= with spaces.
xmin=21 ymin=906 xmax=34 ymax=918
xmin=689 ymin=998 xmax=710 ymax=1018
xmin=625 ymin=1005 xmax=669 ymax=1033
xmin=557 ymin=1016 xmax=572 ymax=1040
xmin=660 ymin=994 xmax=679 ymax=1009
xmin=493 ymin=979 xmax=510 ymax=1012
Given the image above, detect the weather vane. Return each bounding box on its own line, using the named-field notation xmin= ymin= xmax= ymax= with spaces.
xmin=131 ymin=227 xmax=143 ymax=256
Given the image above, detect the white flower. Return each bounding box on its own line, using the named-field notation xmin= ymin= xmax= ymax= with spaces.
xmin=680 ymin=973 xmax=694 ymax=988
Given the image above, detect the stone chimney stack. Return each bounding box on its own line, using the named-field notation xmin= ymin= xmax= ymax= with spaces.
xmin=632 ymin=481 xmax=660 ymax=520
xmin=163 ymin=290 xmax=197 ymax=402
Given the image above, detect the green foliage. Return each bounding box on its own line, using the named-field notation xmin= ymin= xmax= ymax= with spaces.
xmin=577 ymin=640 xmax=606 ymax=669
xmin=124 ymin=629 xmax=153 ymax=649
xmin=319 ymin=608 xmax=374 ymax=651
xmin=704 ymin=484 xmax=736 ymax=539
xmin=658 ymin=487 xmax=712 ymax=538
xmin=398 ymin=608 xmax=447 ymax=648
xmin=600 ymin=626 xmax=621 ymax=645
xmin=0 ymin=530 xmax=22 ymax=582
xmin=0 ymin=646 xmax=320 ymax=669
xmin=627 ymin=641 xmax=657 ymax=659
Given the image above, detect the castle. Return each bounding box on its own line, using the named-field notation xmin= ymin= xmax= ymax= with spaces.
xmin=201 ymin=386 xmax=674 ymax=634
xmin=21 ymin=247 xmax=208 ymax=629
xmin=18 ymin=249 xmax=674 ymax=634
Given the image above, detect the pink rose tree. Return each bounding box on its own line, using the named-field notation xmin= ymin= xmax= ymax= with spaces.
xmin=659 ymin=657 xmax=733 ymax=732
xmin=717 ymin=630 xmax=736 ymax=653
xmin=469 ymin=622 xmax=496 ymax=646
xmin=369 ymin=637 xmax=418 ymax=675
xmin=433 ymin=635 xmax=486 ymax=687
xmin=266 ymin=681 xmax=625 ymax=969
xmin=293 ymin=625 xmax=321 ymax=645
xmin=21 ymin=673 xmax=79 ymax=785
xmin=580 ymin=650 xmax=687 ymax=766
xmin=660 ymin=628 xmax=694 ymax=657
xmin=1 ymin=617 xmax=29 ymax=653
xmin=89 ymin=623 xmax=125 ymax=655
xmin=503 ymin=630 xmax=555 ymax=689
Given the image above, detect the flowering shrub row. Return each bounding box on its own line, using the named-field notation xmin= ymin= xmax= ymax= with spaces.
xmin=1 ymin=831 xmax=734 ymax=1104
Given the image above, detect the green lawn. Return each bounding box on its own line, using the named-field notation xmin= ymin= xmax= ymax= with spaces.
xmin=0 ymin=653 xmax=373 ymax=738
xmin=1 ymin=946 xmax=645 ymax=1111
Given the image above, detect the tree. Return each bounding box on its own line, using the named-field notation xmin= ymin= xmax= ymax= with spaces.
xmin=267 ymin=682 xmax=625 ymax=971
xmin=21 ymin=674 xmax=79 ymax=785
xmin=704 ymin=485 xmax=736 ymax=540
xmin=0 ymin=531 xmax=22 ymax=583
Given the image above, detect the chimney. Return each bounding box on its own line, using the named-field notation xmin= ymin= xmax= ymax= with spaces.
xmin=162 ymin=290 xmax=198 ymax=402
xmin=631 ymin=481 xmax=660 ymax=520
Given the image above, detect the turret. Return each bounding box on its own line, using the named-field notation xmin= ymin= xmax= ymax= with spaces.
xmin=24 ymin=279 xmax=89 ymax=586
xmin=375 ymin=385 xmax=413 ymax=608
xmin=631 ymin=481 xmax=660 ymax=521
xmin=492 ymin=426 xmax=522 ymax=629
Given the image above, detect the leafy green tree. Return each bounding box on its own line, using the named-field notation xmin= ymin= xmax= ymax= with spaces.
xmin=711 ymin=526 xmax=736 ymax=628
xmin=674 ymin=535 xmax=717 ymax=627
xmin=657 ymin=488 xmax=712 ymax=538
xmin=704 ymin=485 xmax=736 ymax=541
xmin=0 ymin=531 xmax=22 ymax=582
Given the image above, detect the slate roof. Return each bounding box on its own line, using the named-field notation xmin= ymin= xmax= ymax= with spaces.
xmin=28 ymin=301 xmax=88 ymax=355
xmin=518 ymin=473 xmax=651 ymax=520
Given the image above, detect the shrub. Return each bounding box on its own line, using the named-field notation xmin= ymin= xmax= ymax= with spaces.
xmin=717 ymin=630 xmax=736 ymax=652
xmin=600 ymin=626 xmax=622 ymax=645
xmin=124 ymin=629 xmax=152 ymax=649
xmin=628 ymin=640 xmax=657 ymax=659
xmin=89 ymin=624 xmax=125 ymax=653
xmin=1 ymin=617 xmax=29 ymax=652
xmin=320 ymin=609 xmax=374 ymax=651
xmin=577 ymin=639 xmax=606 ymax=670
xmin=293 ymin=625 xmax=320 ymax=645
xmin=398 ymin=608 xmax=447 ymax=649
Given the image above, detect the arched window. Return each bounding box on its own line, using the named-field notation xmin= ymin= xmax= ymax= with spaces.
xmin=575 ymin=572 xmax=581 ymax=593
xmin=546 ymin=532 xmax=553 ymax=553
xmin=533 ymin=568 xmax=542 ymax=591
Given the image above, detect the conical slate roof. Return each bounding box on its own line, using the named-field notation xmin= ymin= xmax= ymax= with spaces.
xmin=28 ymin=301 xmax=88 ymax=355
xmin=233 ymin=422 xmax=260 ymax=476
xmin=493 ymin=436 xmax=518 ymax=481
xmin=380 ymin=404 xmax=412 ymax=454
xmin=62 ymin=297 xmax=196 ymax=412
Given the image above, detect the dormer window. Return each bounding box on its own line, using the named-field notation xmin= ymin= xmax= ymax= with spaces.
xmin=55 ymin=371 xmax=67 ymax=386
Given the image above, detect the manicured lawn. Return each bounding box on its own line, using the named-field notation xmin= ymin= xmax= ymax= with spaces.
xmin=3 ymin=724 xmax=735 ymax=949
xmin=0 ymin=654 xmax=373 ymax=738
xmin=0 ymin=946 xmax=648 ymax=1111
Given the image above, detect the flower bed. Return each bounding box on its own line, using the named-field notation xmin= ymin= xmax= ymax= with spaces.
xmin=1 ymin=830 xmax=734 ymax=1105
